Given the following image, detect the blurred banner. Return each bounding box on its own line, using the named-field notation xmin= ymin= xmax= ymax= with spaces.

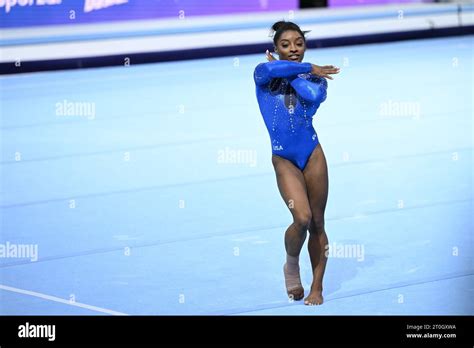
xmin=0 ymin=0 xmax=298 ymax=28
xmin=329 ymin=0 xmax=432 ymax=6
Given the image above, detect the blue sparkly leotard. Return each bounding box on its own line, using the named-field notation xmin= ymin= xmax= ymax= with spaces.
xmin=254 ymin=60 xmax=328 ymax=171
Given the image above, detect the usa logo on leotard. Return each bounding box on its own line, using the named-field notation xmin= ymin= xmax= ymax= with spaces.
xmin=273 ymin=145 xmax=283 ymax=151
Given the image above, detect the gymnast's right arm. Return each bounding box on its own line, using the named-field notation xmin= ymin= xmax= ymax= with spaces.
xmin=254 ymin=61 xmax=312 ymax=86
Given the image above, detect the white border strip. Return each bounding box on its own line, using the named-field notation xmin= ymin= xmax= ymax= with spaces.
xmin=0 ymin=283 xmax=128 ymax=316
xmin=0 ymin=3 xmax=472 ymax=63
xmin=0 ymin=13 xmax=469 ymax=63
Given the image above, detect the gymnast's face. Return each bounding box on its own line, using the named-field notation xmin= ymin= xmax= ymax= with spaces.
xmin=275 ymin=30 xmax=306 ymax=63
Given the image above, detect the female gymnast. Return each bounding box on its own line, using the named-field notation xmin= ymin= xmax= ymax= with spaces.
xmin=254 ymin=21 xmax=340 ymax=305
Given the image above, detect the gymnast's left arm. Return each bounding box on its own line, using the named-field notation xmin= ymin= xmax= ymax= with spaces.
xmin=290 ymin=75 xmax=328 ymax=104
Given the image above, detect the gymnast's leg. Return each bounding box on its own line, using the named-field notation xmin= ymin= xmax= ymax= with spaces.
xmin=303 ymin=144 xmax=329 ymax=305
xmin=272 ymin=154 xmax=312 ymax=301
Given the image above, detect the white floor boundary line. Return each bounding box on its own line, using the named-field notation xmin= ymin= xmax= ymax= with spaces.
xmin=0 ymin=284 xmax=128 ymax=316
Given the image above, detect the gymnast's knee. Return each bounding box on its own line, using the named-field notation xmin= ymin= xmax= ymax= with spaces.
xmin=310 ymin=216 xmax=325 ymax=234
xmin=293 ymin=211 xmax=312 ymax=231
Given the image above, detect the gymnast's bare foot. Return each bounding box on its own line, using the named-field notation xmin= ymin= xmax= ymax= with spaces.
xmin=284 ymin=263 xmax=304 ymax=301
xmin=304 ymin=285 xmax=323 ymax=305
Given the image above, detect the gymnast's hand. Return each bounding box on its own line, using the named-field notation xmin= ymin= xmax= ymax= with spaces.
xmin=310 ymin=64 xmax=340 ymax=80
xmin=265 ymin=50 xmax=277 ymax=61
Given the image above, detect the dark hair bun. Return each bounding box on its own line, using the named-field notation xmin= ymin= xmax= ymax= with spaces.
xmin=271 ymin=20 xmax=286 ymax=32
xmin=270 ymin=20 xmax=306 ymax=45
